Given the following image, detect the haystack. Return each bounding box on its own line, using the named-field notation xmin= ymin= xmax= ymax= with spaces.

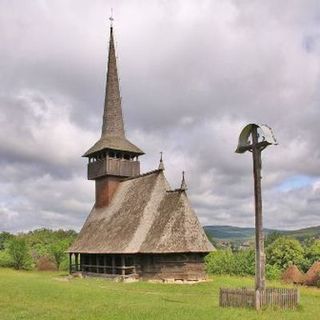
xmin=304 ymin=261 xmax=320 ymax=286
xmin=36 ymin=256 xmax=57 ymax=271
xmin=282 ymin=264 xmax=305 ymax=284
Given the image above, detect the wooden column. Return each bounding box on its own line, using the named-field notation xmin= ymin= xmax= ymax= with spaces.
xmin=89 ymin=254 xmax=92 ymax=273
xmin=252 ymin=126 xmax=266 ymax=309
xmin=133 ymin=256 xmax=136 ymax=275
xmin=69 ymin=253 xmax=72 ymax=274
xmin=96 ymin=255 xmax=99 ymax=273
xmin=75 ymin=253 xmax=79 ymax=272
xmin=112 ymin=255 xmax=116 ymax=275
xmin=121 ymin=256 xmax=125 ymax=276
xmin=104 ymin=255 xmax=107 ymax=274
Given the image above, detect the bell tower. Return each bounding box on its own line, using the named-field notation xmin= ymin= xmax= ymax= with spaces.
xmin=83 ymin=24 xmax=144 ymax=208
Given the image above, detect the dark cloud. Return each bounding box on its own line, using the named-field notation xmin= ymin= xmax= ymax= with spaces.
xmin=1 ymin=0 xmax=320 ymax=232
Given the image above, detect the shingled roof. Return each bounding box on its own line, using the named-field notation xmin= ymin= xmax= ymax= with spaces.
xmin=69 ymin=170 xmax=214 ymax=254
xmin=83 ymin=135 xmax=143 ymax=156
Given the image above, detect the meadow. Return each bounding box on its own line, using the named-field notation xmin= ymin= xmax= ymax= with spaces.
xmin=0 ymin=268 xmax=319 ymax=320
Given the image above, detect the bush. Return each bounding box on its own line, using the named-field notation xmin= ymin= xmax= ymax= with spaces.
xmin=205 ymin=249 xmax=255 ymax=276
xmin=59 ymin=256 xmax=70 ymax=272
xmin=234 ymin=249 xmax=255 ymax=276
xmin=266 ymin=237 xmax=305 ymax=270
xmin=0 ymin=232 xmax=14 ymax=250
xmin=205 ymin=250 xmax=235 ymax=275
xmin=266 ymin=264 xmax=282 ymax=280
xmin=305 ymin=240 xmax=320 ymax=265
xmin=7 ymin=238 xmax=32 ymax=270
xmin=49 ymin=239 xmax=70 ymax=270
xmin=0 ymin=250 xmax=13 ymax=268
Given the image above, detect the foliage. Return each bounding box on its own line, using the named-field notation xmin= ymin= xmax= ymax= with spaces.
xmin=205 ymin=249 xmax=255 ymax=276
xmin=264 ymin=231 xmax=282 ymax=247
xmin=205 ymin=250 xmax=234 ymax=275
xmin=7 ymin=237 xmax=32 ymax=270
xmin=266 ymin=237 xmax=305 ymax=270
xmin=305 ymin=239 xmax=320 ymax=265
xmin=59 ymin=255 xmax=70 ymax=271
xmin=0 ymin=232 xmax=14 ymax=250
xmin=233 ymin=249 xmax=255 ymax=276
xmin=49 ymin=239 xmax=71 ymax=270
xmin=0 ymin=249 xmax=13 ymax=268
xmin=0 ymin=228 xmax=77 ymax=271
xmin=265 ymin=264 xmax=282 ymax=280
xmin=24 ymin=228 xmax=77 ymax=261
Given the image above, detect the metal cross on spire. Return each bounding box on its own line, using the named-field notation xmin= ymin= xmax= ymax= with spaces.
xmin=158 ymin=152 xmax=165 ymax=170
xmin=109 ymin=8 xmax=114 ymax=26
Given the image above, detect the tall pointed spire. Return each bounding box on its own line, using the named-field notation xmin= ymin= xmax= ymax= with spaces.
xmin=101 ymin=23 xmax=125 ymax=137
xmin=83 ymin=17 xmax=144 ymax=158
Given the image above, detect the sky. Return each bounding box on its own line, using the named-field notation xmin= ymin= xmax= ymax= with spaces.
xmin=1 ymin=0 xmax=320 ymax=232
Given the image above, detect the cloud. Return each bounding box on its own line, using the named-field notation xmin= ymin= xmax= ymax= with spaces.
xmin=1 ymin=0 xmax=320 ymax=232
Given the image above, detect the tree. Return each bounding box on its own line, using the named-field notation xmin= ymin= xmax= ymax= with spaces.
xmin=49 ymin=240 xmax=69 ymax=270
xmin=264 ymin=231 xmax=282 ymax=247
xmin=305 ymin=239 xmax=320 ymax=265
xmin=0 ymin=232 xmax=14 ymax=250
xmin=8 ymin=238 xmax=31 ymax=270
xmin=266 ymin=237 xmax=305 ymax=269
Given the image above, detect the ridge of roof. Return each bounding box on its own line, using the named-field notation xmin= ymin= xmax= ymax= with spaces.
xmin=124 ymin=168 xmax=164 ymax=181
xmin=167 ymin=189 xmax=186 ymax=193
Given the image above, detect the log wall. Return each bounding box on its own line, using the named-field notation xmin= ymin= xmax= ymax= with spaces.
xmin=70 ymin=253 xmax=207 ymax=281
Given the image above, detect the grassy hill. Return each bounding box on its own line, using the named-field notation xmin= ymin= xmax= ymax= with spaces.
xmin=204 ymin=225 xmax=320 ymax=242
xmin=0 ymin=268 xmax=319 ymax=320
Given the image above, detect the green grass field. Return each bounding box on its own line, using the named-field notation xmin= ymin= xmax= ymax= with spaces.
xmin=0 ymin=268 xmax=319 ymax=320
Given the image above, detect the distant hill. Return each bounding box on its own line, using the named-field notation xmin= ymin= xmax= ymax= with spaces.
xmin=204 ymin=225 xmax=320 ymax=242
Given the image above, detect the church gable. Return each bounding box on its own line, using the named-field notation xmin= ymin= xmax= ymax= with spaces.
xmin=140 ymin=191 xmax=214 ymax=253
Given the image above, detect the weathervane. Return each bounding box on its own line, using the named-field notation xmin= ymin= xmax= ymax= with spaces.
xmin=236 ymin=123 xmax=277 ymax=309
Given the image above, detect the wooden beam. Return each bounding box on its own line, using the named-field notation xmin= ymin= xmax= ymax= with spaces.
xmin=112 ymin=255 xmax=116 ymax=275
xmin=252 ymin=126 xmax=266 ymax=309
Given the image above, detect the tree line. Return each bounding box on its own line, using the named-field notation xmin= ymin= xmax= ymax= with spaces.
xmin=0 ymin=229 xmax=77 ymax=271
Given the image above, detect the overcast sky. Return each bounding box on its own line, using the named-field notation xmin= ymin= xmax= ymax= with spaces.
xmin=1 ymin=0 xmax=320 ymax=232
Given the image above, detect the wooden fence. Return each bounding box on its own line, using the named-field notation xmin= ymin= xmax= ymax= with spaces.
xmin=219 ymin=287 xmax=299 ymax=309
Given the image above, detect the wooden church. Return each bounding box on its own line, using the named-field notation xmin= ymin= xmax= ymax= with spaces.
xmin=68 ymin=24 xmax=214 ymax=281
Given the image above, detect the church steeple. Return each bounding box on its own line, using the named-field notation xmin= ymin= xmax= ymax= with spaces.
xmin=83 ymin=22 xmax=144 ymax=209
xmin=101 ymin=26 xmax=125 ymax=138
xmin=83 ymin=23 xmax=143 ymax=158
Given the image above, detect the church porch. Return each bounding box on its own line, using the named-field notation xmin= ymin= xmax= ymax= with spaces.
xmin=69 ymin=253 xmax=136 ymax=278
